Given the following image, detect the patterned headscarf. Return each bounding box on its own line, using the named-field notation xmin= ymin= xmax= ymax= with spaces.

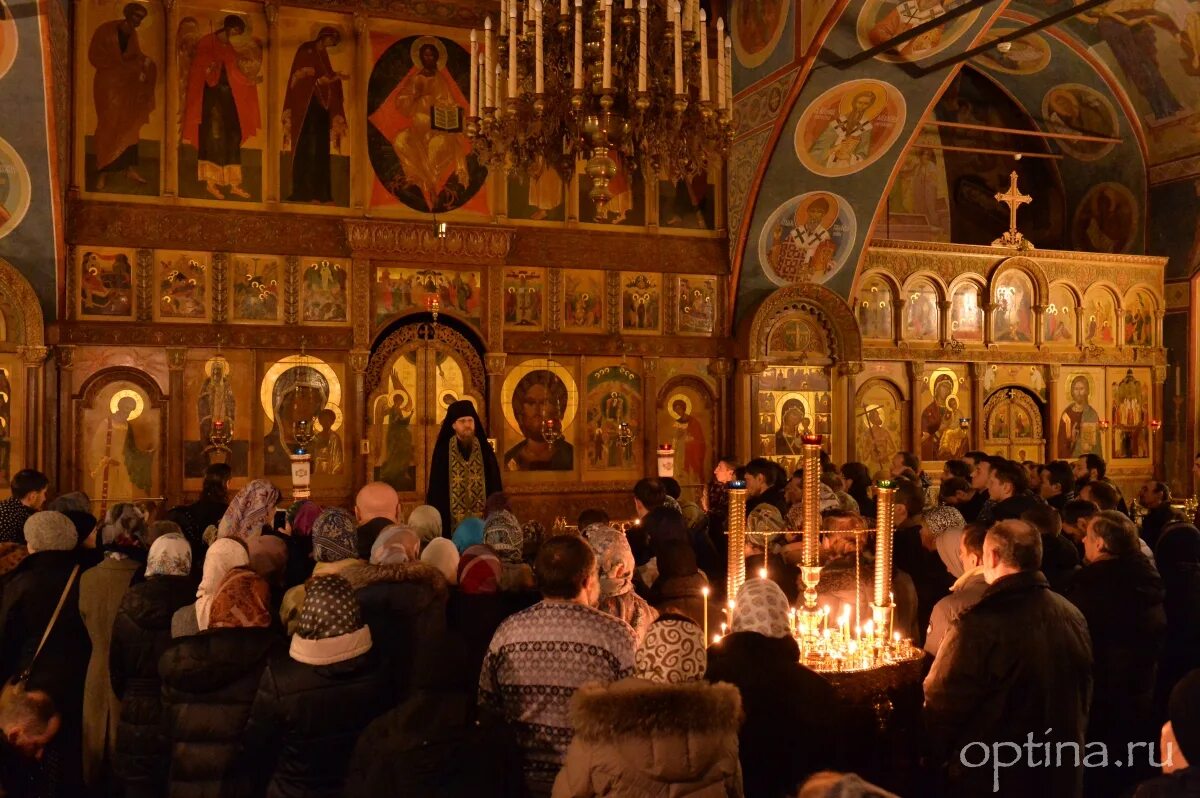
xmin=408 ymin=505 xmax=443 ymax=545
xmin=207 ymin=567 xmax=271 ymax=629
xmin=218 ymin=479 xmax=281 ymax=540
xmin=146 ymin=532 xmax=192 ymax=577
xmin=312 ymin=508 xmax=358 ymax=562
xmin=732 ymin=578 xmax=792 ymax=639
xmin=195 ymin=538 xmax=250 ymax=631
xmin=585 ymin=524 xmax=635 ymax=599
xmin=420 ymin=537 xmax=460 ymax=584
xmin=925 ymin=506 xmax=965 ymax=537
xmin=635 ymin=618 xmax=707 ymax=684
xmin=484 ymin=510 xmax=523 ymax=564
xmin=291 ymin=575 xmax=373 ymax=666
xmin=452 ymin=517 xmax=485 ymax=553
xmin=370 ymin=524 xmax=416 ymax=565
xmin=288 ymin=501 xmax=322 ymax=537
xmin=458 ymin=544 xmax=501 ymax=594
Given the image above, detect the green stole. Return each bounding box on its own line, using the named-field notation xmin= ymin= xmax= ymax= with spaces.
xmin=448 ymin=435 xmax=486 ymax=529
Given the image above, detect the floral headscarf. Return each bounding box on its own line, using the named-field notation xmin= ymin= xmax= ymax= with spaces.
xmin=408 ymin=505 xmax=443 ymax=545
xmin=635 ymin=618 xmax=707 ymax=684
xmin=458 ymin=545 xmax=501 ymax=594
xmin=585 ymin=524 xmax=635 ymax=599
xmin=370 ymin=524 xmax=416 ymax=565
xmin=732 ymin=578 xmax=792 ymax=639
xmin=195 ymin=538 xmax=250 ymax=631
xmin=146 ymin=532 xmax=192 ymax=577
xmin=484 ymin=510 xmax=523 ymax=564
xmin=207 ymin=567 xmax=271 ymax=629
xmin=312 ymin=508 xmax=358 ymax=563
xmin=218 ymin=479 xmax=281 ymax=540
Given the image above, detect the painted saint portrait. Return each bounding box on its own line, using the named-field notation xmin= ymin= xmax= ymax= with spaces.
xmin=621 ymin=273 xmax=661 ymax=333
xmin=178 ymin=12 xmax=264 ymax=201
xmin=1058 ymin=373 xmax=1103 ymax=458
xmin=903 ymin=280 xmax=939 ymax=341
xmin=1083 ymin=288 xmax=1118 ymax=347
xmin=1124 ymin=290 xmax=1156 ymax=348
xmin=373 ymin=359 xmax=417 ymax=491
xmin=231 ymin=255 xmax=282 ymax=322
xmin=1042 ymin=85 xmax=1119 ymax=161
xmin=563 ymin=271 xmax=604 ymax=332
xmin=502 ymin=366 xmax=576 ymax=472
xmin=1073 ymin=183 xmax=1137 ymax=254
xmin=374 ymin=268 xmax=481 ymax=326
xmin=883 ymin=138 xmax=950 ymax=242
xmin=261 ymin=356 xmax=344 ymax=477
xmin=857 ymin=0 xmax=981 ymax=62
xmin=973 ymin=29 xmax=1051 ymax=75
xmin=759 ymin=191 xmax=856 ymax=286
xmin=584 ymin=365 xmax=642 ymax=474
xmin=81 ymin=384 xmax=158 ymax=504
xmin=1113 ymin=368 xmax=1149 ymax=459
xmin=773 ymin=397 xmax=811 ymax=456
xmin=184 ymin=354 xmax=249 ymax=477
xmin=950 ymin=283 xmax=984 ymax=341
xmin=857 ymin=277 xmax=893 ymax=340
xmin=88 ymin=3 xmax=158 ymax=193
xmin=367 ymin=35 xmax=488 ymax=213
xmin=78 ymin=249 xmax=135 ymax=319
xmin=282 ymin=26 xmax=349 ymax=205
xmin=301 ymin=259 xmax=349 ymax=323
xmin=795 ymin=80 xmax=905 ymax=177
xmin=0 ymin=365 xmax=13 ymax=489
xmin=855 ymin=381 xmax=902 ymax=476
xmin=156 ymin=252 xmax=207 ymax=321
xmin=507 ymin=158 xmax=565 ymax=221
xmin=0 ymin=137 xmax=31 ymax=240
xmin=503 ymin=269 xmax=545 ymax=330
xmin=659 ymin=175 xmax=715 ymax=230
xmin=921 ymin=369 xmax=969 ymax=461
xmin=661 ymin=388 xmax=711 ymax=486
xmin=993 ymin=270 xmax=1035 ymax=343
xmin=732 ymin=0 xmax=789 ymax=68
xmin=0 ymin=0 xmax=15 ymax=83
xmin=677 ymin=276 xmax=716 ymax=335
xmin=1045 ymin=284 xmax=1077 ymax=345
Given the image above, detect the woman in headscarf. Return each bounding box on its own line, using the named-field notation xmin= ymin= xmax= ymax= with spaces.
xmin=243 ymin=575 xmax=389 ymax=797
xmin=280 ymin=508 xmax=364 ymax=635
xmin=745 ymin=504 xmax=799 ymax=604
xmin=171 ymin=537 xmax=250 ymax=638
xmin=370 ymin=524 xmax=420 ymax=566
xmin=420 ymin=537 xmax=460 ymax=585
xmin=217 ymin=478 xmax=281 ymax=540
xmin=80 ymin=502 xmax=150 ymax=787
xmin=160 ymin=567 xmax=282 ymax=797
xmin=647 ymin=539 xmax=712 ymax=626
xmin=586 ymin=524 xmax=658 ymax=643
xmin=282 ymin=500 xmax=321 ymax=589
xmin=408 ymin=504 xmax=444 ymax=547
xmin=706 ymin=579 xmax=838 ymax=798
xmin=110 ymin=533 xmax=196 ymax=798
xmin=923 ymin=521 xmax=988 ymax=659
xmin=554 ymin=616 xmax=743 ymax=797
xmin=485 ymin=510 xmax=535 ymax=592
xmin=452 ymin=517 xmax=485 ymax=553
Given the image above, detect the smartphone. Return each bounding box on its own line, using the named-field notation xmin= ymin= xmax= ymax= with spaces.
xmin=273 ymin=509 xmax=288 ymax=532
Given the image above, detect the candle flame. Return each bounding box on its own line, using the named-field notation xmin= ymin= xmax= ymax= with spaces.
xmin=757 ymin=567 xmax=767 ymax=580
xmin=701 ymin=586 xmax=710 ymax=597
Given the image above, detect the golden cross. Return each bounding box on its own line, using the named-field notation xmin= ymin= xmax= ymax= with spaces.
xmin=995 ymin=171 xmax=1031 ymax=238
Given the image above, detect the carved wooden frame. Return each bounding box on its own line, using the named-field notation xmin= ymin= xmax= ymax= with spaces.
xmin=746 ymin=282 xmax=863 ymax=363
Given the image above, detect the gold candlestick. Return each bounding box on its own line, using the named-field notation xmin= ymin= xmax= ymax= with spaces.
xmin=872 ymin=480 xmax=896 ymax=639
xmin=726 ymin=481 xmax=747 ymax=599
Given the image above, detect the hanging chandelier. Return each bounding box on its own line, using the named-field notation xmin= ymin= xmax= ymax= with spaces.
xmin=466 ymin=0 xmax=733 ymax=220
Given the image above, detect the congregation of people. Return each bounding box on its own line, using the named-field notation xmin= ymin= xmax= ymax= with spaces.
xmin=0 ymin=443 xmax=1199 ymax=797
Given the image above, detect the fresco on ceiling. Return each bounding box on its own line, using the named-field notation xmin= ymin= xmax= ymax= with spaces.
xmin=972 ymin=29 xmax=1051 ymax=75
xmin=367 ymin=32 xmax=488 ymax=214
xmin=857 ymin=0 xmax=982 ymax=62
xmin=0 ymin=137 xmax=30 ymax=240
xmin=1042 ymin=84 xmax=1118 ymax=161
xmin=794 ymin=79 xmax=906 ymax=177
xmin=875 ymin=129 xmax=950 ymax=241
xmin=1148 ymin=179 xmax=1200 ymax=280
xmin=0 ymin=0 xmax=14 ymax=82
xmin=758 ymin=191 xmax=857 ymax=286
xmin=1072 ymin=182 xmax=1137 ymax=254
xmin=732 ymin=0 xmax=790 ymax=68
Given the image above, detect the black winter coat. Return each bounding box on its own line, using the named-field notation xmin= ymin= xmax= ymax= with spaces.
xmin=243 ymin=650 xmax=391 ymax=798
xmin=990 ymin=491 xmax=1044 ymax=521
xmin=1040 ymin=531 xmax=1081 ymax=593
xmin=159 ymin=627 xmax=282 ymax=798
xmin=894 ymin=522 xmax=951 ymax=641
xmin=1135 ymin=768 xmax=1200 ymax=797
xmin=924 ymin=570 xmax=1092 ymax=797
xmin=109 ymin=574 xmax=197 ymax=796
xmin=706 ymin=631 xmax=837 ymax=798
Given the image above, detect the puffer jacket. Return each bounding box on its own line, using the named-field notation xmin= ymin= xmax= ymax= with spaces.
xmin=110 ymin=574 xmax=197 ymax=797
xmin=159 ymin=627 xmax=282 ymax=798
xmin=243 ymin=649 xmax=392 ymax=798
xmin=552 ymin=678 xmax=743 ymax=797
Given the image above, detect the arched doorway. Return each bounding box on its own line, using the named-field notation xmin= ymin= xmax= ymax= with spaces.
xmin=363 ymin=319 xmax=486 ymax=499
xmin=983 ymin=387 xmax=1046 ymax=462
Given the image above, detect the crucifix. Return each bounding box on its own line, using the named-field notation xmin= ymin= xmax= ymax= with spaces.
xmin=992 ymin=170 xmax=1035 ymax=250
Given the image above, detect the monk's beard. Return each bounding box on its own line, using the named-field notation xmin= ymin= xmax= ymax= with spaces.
xmin=455 ymin=431 xmax=475 ymax=447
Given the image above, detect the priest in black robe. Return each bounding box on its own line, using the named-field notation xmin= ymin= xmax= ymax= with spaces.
xmin=426 ymin=400 xmax=502 ymax=536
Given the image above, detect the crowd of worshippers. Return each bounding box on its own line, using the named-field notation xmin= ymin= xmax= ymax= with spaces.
xmin=0 ymin=450 xmax=1198 ymax=798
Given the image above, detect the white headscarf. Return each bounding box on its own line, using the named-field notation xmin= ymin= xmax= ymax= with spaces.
xmin=408 ymin=505 xmax=443 ymax=545
xmin=420 ymin=537 xmax=460 ymax=584
xmin=731 ymin=578 xmax=792 ymax=639
xmin=146 ymin=532 xmax=192 ymax=577
xmin=195 ymin=538 xmax=250 ymax=631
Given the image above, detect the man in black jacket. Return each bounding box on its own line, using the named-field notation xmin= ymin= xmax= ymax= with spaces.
xmin=1038 ymin=461 xmax=1075 ymax=513
xmin=1068 ymin=510 xmax=1166 ymax=797
xmin=1073 ymin=454 xmax=1129 ymax=516
xmin=987 ymin=459 xmax=1043 ymax=521
xmin=925 ymin=520 xmax=1092 ymax=797
xmin=1139 ymin=480 xmax=1180 ymax=551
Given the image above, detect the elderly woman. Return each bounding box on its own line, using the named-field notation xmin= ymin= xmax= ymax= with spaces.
xmin=217 ymin=479 xmax=281 ymax=540
xmin=408 ymin=505 xmax=444 ymax=548
xmin=553 ymin=616 xmax=743 ymax=797
xmin=280 ymin=508 xmax=364 ymax=635
xmin=172 ymin=537 xmax=250 ymax=638
xmin=585 ymin=524 xmax=658 ymax=644
xmin=485 ymin=510 xmax=535 ymax=592
xmin=706 ymin=579 xmax=837 ymax=798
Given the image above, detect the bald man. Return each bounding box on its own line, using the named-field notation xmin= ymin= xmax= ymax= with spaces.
xmin=355 ymin=481 xmax=400 ymax=559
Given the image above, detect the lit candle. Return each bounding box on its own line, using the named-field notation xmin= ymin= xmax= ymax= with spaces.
xmin=682 ymin=0 xmax=691 ymax=32
xmin=724 ymin=35 xmax=732 ymax=110
xmin=573 ymin=0 xmax=583 ymax=90
xmin=561 ymin=0 xmax=567 ymax=14
xmin=698 ymin=10 xmax=709 ymax=102
xmin=638 ymin=0 xmax=647 ymax=92
xmin=701 ymin=585 xmax=710 ymax=642
xmin=603 ymin=0 xmax=613 ymax=90
xmin=692 ymin=0 xmax=701 ymax=34
xmin=534 ymin=0 xmax=544 ymax=94
xmin=715 ymin=17 xmax=725 ymax=110
xmin=508 ymin=0 xmax=518 ymax=98
xmin=484 ymin=18 xmax=494 ymax=108
xmin=624 ymin=0 xmax=631 ymax=10
xmin=500 ymin=0 xmax=507 ymax=34
xmin=673 ymin=1 xmax=683 ymax=94
xmin=469 ymin=29 xmax=479 ymax=116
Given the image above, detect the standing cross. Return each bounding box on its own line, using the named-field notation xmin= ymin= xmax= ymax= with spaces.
xmin=995 ymin=171 xmax=1031 ymax=238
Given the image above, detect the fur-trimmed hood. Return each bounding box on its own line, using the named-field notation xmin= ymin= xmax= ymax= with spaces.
xmin=340 ymin=559 xmax=448 ymax=598
xmin=571 ymin=678 xmax=742 ymax=741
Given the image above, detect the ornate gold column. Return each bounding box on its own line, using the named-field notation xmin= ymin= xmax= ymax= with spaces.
xmin=1074 ymin=302 xmax=1085 ymax=347
xmin=1047 ymin=364 xmax=1062 ymax=460
xmin=892 ymin=297 xmax=906 ymax=347
xmin=1153 ymin=365 xmax=1167 ymax=480
xmin=982 ymin=302 xmax=995 ymax=347
xmin=353 ymin=12 xmax=371 ymax=211
xmin=837 ymin=361 xmax=863 ymax=466
xmin=163 ymin=0 xmax=181 ymax=197
xmin=643 ymin=356 xmax=659 ymax=473
xmin=17 ymin=346 xmax=47 ymax=472
xmin=349 ymin=349 xmax=371 ymax=488
xmin=166 ymin=348 xmax=187 ymax=507
xmin=485 ymin=353 xmax=507 ymax=451
xmin=938 ymin=300 xmax=952 ymax=347
xmin=735 ymin=360 xmax=766 ymax=462
xmin=908 ymin=360 xmax=925 ymax=460
xmin=708 ymin=358 xmax=732 ymax=458
xmin=264 ymin=0 xmax=281 ymax=204
xmin=970 ymin=362 xmax=986 ymax=451
xmin=1032 ymin=305 xmax=1045 ymax=348
xmin=54 ymin=346 xmax=76 ymax=491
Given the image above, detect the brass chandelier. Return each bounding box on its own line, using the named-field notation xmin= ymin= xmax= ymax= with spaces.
xmin=466 ymin=0 xmax=733 ymax=220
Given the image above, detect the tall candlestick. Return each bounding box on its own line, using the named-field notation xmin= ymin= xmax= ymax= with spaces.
xmin=485 ymin=18 xmax=494 ymax=109
xmin=469 ymin=29 xmax=479 ymax=116
xmin=573 ymin=0 xmax=583 ymax=90
xmin=698 ymin=10 xmax=709 ymax=102
xmin=603 ymin=0 xmax=613 ymax=90
xmin=802 ymin=436 xmax=822 ymax=568
xmin=724 ymin=35 xmax=732 ymax=110
xmin=673 ymin=1 xmax=683 ymax=95
xmin=638 ymin=0 xmax=647 ymax=92
xmin=873 ymin=482 xmax=896 ymax=608
xmin=534 ymin=0 xmax=544 ymax=94
xmin=726 ymin=480 xmax=747 ymax=599
xmin=716 ymin=18 xmax=725 ymax=110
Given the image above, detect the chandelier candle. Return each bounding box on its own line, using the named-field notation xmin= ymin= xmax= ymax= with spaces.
xmin=716 ymin=17 xmax=724 ymax=110
xmin=508 ymin=2 xmax=518 ymax=99
xmin=469 ymin=30 xmax=479 ymax=116
xmin=724 ymin=35 xmax=732 ymax=110
xmin=535 ymin=0 xmax=545 ymax=94
xmin=603 ymin=0 xmax=613 ymax=89
xmin=698 ymin=10 xmax=708 ymax=102
xmin=672 ymin=1 xmax=683 ymax=94
xmin=484 ymin=18 xmax=494 ymax=109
